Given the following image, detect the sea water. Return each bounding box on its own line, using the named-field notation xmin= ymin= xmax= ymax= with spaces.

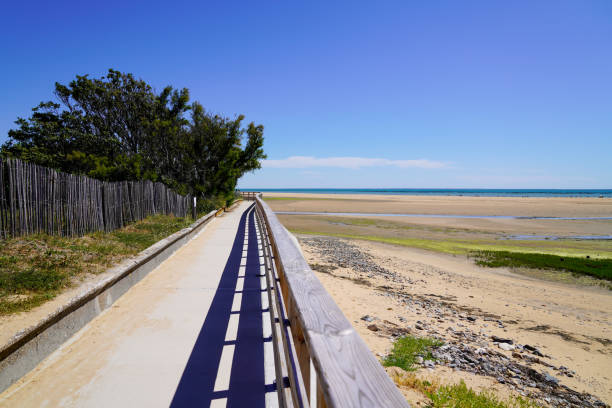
xmin=241 ymin=188 xmax=612 ymax=198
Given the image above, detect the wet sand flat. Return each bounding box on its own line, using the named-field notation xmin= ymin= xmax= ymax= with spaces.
xmin=265 ymin=193 xmax=612 ymax=258
xmin=266 ymin=191 xmax=612 ymax=301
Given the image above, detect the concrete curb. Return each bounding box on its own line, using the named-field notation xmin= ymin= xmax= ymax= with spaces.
xmin=0 ymin=209 xmax=221 ymax=393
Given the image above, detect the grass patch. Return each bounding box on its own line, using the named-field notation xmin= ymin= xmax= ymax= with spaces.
xmin=382 ymin=335 xmax=443 ymax=371
xmin=291 ymin=230 xmax=475 ymax=254
xmin=0 ymin=214 xmax=193 ymax=315
xmin=472 ymin=251 xmax=612 ymax=281
xmin=428 ymin=380 xmax=539 ymax=408
xmin=387 ymin=355 xmax=540 ymax=407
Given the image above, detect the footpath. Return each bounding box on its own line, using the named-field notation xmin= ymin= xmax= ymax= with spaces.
xmin=0 ymin=201 xmax=277 ymax=407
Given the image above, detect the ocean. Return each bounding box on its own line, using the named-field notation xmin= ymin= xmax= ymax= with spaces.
xmin=240 ymin=188 xmax=612 ymax=198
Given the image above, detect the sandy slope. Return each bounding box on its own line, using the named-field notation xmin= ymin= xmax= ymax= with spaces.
xmin=299 ymin=236 xmax=612 ymax=405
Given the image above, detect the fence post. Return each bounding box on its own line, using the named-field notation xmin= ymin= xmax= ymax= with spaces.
xmin=100 ymin=184 xmax=106 ymax=231
xmin=192 ymin=196 xmax=197 ymax=220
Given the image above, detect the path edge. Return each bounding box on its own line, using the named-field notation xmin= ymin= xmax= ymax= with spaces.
xmin=0 ymin=205 xmax=232 ymax=393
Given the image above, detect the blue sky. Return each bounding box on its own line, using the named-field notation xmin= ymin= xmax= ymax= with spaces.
xmin=1 ymin=1 xmax=611 ymax=188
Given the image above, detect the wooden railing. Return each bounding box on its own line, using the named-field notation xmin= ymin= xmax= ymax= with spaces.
xmin=255 ymin=195 xmax=409 ymax=408
xmin=239 ymin=191 xmax=259 ymax=201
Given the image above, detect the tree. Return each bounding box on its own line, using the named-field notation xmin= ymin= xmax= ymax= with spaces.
xmin=2 ymin=69 xmax=266 ymax=200
xmin=186 ymin=103 xmax=266 ymax=200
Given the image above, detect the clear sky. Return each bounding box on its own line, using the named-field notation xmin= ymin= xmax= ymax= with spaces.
xmin=1 ymin=1 xmax=611 ymax=188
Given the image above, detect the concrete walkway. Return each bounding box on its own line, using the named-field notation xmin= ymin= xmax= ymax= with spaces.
xmin=0 ymin=202 xmax=277 ymax=407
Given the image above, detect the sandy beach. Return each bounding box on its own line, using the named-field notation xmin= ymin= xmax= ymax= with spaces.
xmin=266 ymin=193 xmax=612 ymax=406
xmin=264 ymin=193 xmax=612 ymax=218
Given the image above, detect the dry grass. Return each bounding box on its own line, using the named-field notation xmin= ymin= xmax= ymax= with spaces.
xmin=387 ymin=367 xmax=540 ymax=408
xmin=0 ymin=214 xmax=193 ymax=315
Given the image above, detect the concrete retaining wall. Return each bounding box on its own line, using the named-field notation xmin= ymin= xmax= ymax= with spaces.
xmin=0 ymin=208 xmax=222 ymax=393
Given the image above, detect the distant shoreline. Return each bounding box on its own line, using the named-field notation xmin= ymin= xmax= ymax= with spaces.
xmin=240 ymin=188 xmax=612 ymax=198
xmin=275 ymin=211 xmax=612 ymax=221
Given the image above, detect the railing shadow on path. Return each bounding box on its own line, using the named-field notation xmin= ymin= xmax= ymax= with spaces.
xmin=171 ymin=204 xmax=269 ymax=407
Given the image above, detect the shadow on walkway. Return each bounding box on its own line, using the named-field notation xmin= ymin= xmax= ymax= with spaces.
xmin=171 ymin=205 xmax=268 ymax=407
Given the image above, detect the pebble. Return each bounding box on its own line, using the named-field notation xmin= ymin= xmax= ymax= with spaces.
xmin=543 ymin=373 xmax=559 ymax=385
xmin=301 ymin=237 xmax=398 ymax=280
xmin=491 ymin=335 xmax=513 ymax=344
xmin=523 ymin=344 xmax=545 ymax=357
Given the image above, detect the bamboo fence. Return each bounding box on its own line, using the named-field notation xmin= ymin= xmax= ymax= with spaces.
xmin=0 ymin=158 xmax=192 ymax=239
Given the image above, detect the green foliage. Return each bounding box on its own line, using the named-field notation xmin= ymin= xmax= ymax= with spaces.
xmin=472 ymin=251 xmax=612 ymax=281
xmin=383 ymin=335 xmax=444 ymax=371
xmin=427 ymin=380 xmax=539 ymax=408
xmin=1 ymin=267 xmax=68 ymax=292
xmin=2 ymin=69 xmax=265 ymax=198
xmin=112 ymin=214 xmax=193 ymax=249
xmin=196 ymin=195 xmax=228 ymax=214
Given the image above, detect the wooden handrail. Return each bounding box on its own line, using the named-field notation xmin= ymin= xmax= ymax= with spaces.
xmin=238 ymin=191 xmax=259 ymax=201
xmin=255 ymin=195 xmax=409 ymax=408
xmin=255 ymin=205 xmax=308 ymax=407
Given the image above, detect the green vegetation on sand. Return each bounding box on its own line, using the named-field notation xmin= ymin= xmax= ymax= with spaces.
xmin=289 ymin=229 xmax=612 ymax=259
xmin=290 ymin=229 xmax=612 ymax=284
xmin=384 ymin=337 xmax=540 ymax=407
xmin=382 ymin=335 xmax=443 ymax=371
xmin=472 ymin=251 xmax=612 ymax=281
xmin=428 ymin=380 xmax=539 ymax=408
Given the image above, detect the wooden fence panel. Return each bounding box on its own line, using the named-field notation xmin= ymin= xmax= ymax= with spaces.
xmin=0 ymin=158 xmax=192 ymax=239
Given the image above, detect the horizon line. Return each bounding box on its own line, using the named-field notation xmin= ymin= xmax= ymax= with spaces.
xmin=238 ymin=187 xmax=612 ymax=191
